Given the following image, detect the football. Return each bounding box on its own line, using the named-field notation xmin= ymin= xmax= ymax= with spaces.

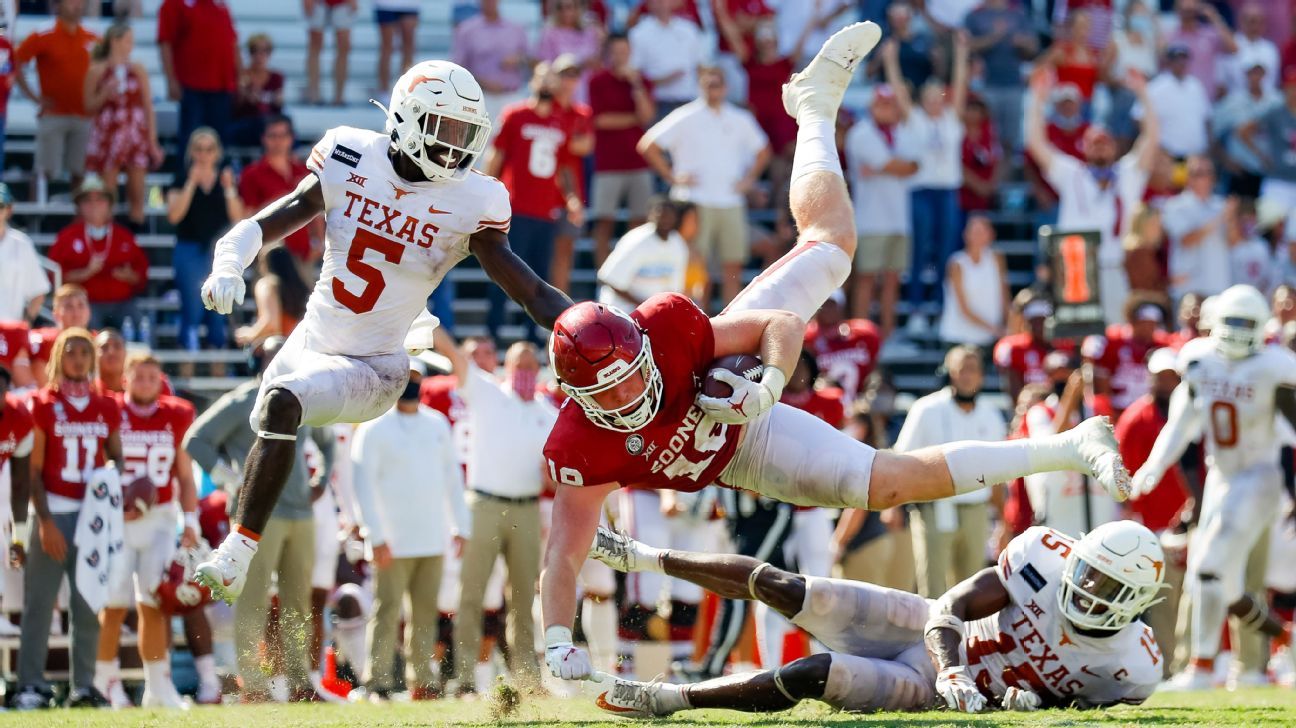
xmin=702 ymin=354 xmax=764 ymax=399
xmin=123 ymin=475 xmax=157 ymax=517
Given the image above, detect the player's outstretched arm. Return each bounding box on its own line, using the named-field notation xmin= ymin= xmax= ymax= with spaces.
xmin=926 ymin=568 xmax=1011 ymax=713
xmin=1131 ymin=381 xmax=1201 ymax=497
xmin=470 ymin=227 xmax=574 ymax=330
xmin=203 ymin=176 xmax=325 ymax=315
xmin=542 ymin=480 xmax=617 ymax=680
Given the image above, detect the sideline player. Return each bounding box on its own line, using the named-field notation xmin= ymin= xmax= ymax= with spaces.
xmin=589 ymin=521 xmax=1166 ymax=715
xmin=541 ymin=23 xmax=1131 ymax=681
xmin=94 ymin=353 xmax=199 ymax=708
xmin=1131 ymin=284 xmax=1296 ymax=689
xmin=195 ymin=60 xmax=572 ymax=601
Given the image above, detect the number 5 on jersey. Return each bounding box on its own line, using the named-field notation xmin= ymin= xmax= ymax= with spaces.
xmin=334 ymin=228 xmax=405 ymax=314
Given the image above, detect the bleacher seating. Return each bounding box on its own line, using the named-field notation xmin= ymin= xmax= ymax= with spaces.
xmin=5 ymin=0 xmax=1042 ymax=407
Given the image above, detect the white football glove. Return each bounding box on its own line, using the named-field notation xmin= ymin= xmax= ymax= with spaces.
xmin=1129 ymin=463 xmax=1163 ymax=500
xmin=697 ymin=367 xmax=786 ymax=425
xmin=935 ymin=667 xmax=986 ymax=713
xmin=201 ymin=272 xmax=246 ymax=315
xmin=1002 ymin=686 xmax=1042 ymax=711
xmin=545 ymin=626 xmax=593 ymax=681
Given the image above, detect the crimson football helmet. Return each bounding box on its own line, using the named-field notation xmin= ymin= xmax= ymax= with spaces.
xmin=155 ymin=539 xmax=214 ymax=615
xmin=549 ymin=302 xmax=663 ymax=432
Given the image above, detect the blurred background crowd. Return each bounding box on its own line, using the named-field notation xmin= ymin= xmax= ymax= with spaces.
xmin=2 ymin=0 xmax=1296 ymax=710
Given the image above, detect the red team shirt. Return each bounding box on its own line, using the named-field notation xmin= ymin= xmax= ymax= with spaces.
xmin=544 ymin=293 xmax=742 ymax=492
xmin=803 ymin=319 xmax=881 ymax=403
xmin=117 ymin=395 xmax=195 ymax=505
xmin=0 ymin=393 xmax=35 ymax=468
xmin=492 ymin=103 xmax=570 ymax=220
xmin=994 ymin=333 xmax=1053 ymax=387
xmin=1082 ymin=327 xmax=1169 ymax=415
xmin=30 ymin=387 xmax=120 ymax=501
xmin=1114 ymin=396 xmax=1190 ymax=531
xmin=0 ymin=321 xmax=31 ymax=373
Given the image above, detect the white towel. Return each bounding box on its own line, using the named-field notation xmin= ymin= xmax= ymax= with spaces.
xmin=74 ymin=467 xmax=124 ymax=613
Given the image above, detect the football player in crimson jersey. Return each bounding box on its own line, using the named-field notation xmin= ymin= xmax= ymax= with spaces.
xmin=94 ymin=353 xmax=198 ymax=708
xmin=1081 ymin=296 xmax=1171 ymax=419
xmin=994 ymin=295 xmax=1055 ymax=404
xmin=0 ymin=320 xmax=36 ymax=389
xmin=541 ymin=24 xmax=1130 ymax=684
xmin=588 ymin=521 xmax=1165 ymax=716
xmin=19 ymin=328 xmax=125 ymax=708
xmin=29 ymin=284 xmax=93 ymax=389
xmin=0 ymin=365 xmax=35 ymax=567
xmin=194 ymin=60 xmax=572 ymax=603
xmin=1131 ymin=285 xmax=1296 ymax=690
xmin=802 ymin=292 xmax=880 ymax=404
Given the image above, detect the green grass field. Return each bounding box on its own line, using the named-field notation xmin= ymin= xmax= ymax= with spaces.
xmin=1 ymin=688 xmax=1294 ymax=727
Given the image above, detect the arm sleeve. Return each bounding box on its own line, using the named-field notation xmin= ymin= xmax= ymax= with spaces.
xmin=181 ymin=394 xmax=243 ymax=473
xmin=1138 ymin=382 xmax=1202 ymax=482
xmin=349 ymin=422 xmax=386 ymax=546
xmin=14 ymin=32 xmax=39 ymax=64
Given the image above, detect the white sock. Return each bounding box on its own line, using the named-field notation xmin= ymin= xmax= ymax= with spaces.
xmin=144 ymin=658 xmax=171 ymax=690
xmin=582 ymin=597 xmax=618 ymax=673
xmin=474 ymin=661 xmax=494 ymax=690
xmin=194 ymin=653 xmax=220 ymax=690
xmin=943 ymin=435 xmax=1082 ymax=495
xmin=654 ymin=682 xmax=691 ymax=713
xmin=790 ymin=117 xmax=843 ymax=183
xmin=94 ymin=659 xmax=119 ymax=692
xmin=632 ymin=543 xmax=667 ymax=574
xmin=1192 ymin=577 xmax=1228 ymax=661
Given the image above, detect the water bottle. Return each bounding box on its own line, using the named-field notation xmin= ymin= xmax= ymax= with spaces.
xmin=139 ymin=316 xmax=152 ymax=348
xmin=121 ymin=316 xmax=136 ymax=343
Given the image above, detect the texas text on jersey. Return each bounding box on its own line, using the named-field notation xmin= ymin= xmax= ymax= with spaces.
xmin=303 ymin=125 xmax=511 ymax=357
xmin=117 ymin=394 xmax=195 ymax=505
xmin=1178 ymin=336 xmax=1296 ymax=475
xmin=966 ymin=527 xmax=1162 ymax=708
xmin=543 ymin=293 xmax=741 ymax=492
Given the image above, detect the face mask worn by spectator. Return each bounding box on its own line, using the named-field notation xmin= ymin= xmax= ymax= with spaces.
xmin=512 ymin=369 xmax=538 ymax=400
xmin=398 ymin=379 xmax=420 ymax=402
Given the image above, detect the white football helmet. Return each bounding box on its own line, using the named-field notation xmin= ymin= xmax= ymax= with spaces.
xmin=373 ymin=60 xmax=491 ymax=182
xmin=1211 ymin=284 xmax=1269 ymax=359
xmin=1058 ymin=521 xmax=1167 ymax=631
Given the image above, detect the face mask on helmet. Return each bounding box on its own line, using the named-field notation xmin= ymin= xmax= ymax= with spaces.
xmin=1213 ymin=315 xmax=1262 ymax=359
xmin=376 ymin=63 xmax=492 ymax=183
xmin=560 ymin=336 xmax=664 ymax=433
xmin=1058 ymin=553 xmax=1162 ymax=631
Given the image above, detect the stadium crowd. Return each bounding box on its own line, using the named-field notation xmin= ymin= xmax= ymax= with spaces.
xmin=1 ymin=0 xmax=1296 ymax=712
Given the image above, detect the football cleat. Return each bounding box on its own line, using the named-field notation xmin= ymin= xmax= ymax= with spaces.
xmin=782 ymin=21 xmax=881 ymax=122
xmin=594 ymin=677 xmax=682 ymax=718
xmin=1065 ymin=417 xmax=1131 ymax=502
xmin=588 ymin=526 xmax=651 ymax=573
xmin=141 ymin=682 xmax=190 ymax=710
xmin=1159 ymin=666 xmax=1215 ymax=692
xmin=193 ymin=535 xmax=258 ymax=604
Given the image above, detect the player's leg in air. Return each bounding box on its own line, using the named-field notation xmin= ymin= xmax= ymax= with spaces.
xmin=586 ymin=527 xmax=934 ymax=716
xmin=705 ymin=23 xmax=1130 ymax=512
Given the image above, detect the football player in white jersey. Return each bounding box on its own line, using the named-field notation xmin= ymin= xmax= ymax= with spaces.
xmin=587 ymin=521 xmax=1166 ymax=716
xmin=1131 ymin=284 xmax=1296 ymax=689
xmin=194 ymin=60 xmax=572 ymax=602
